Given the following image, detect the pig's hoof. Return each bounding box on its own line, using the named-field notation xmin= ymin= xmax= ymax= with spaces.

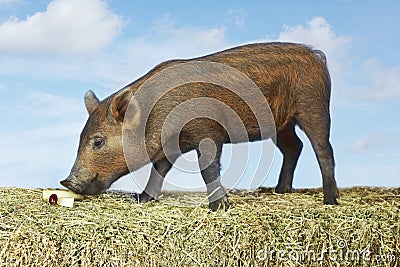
xmin=323 ymin=187 xmax=340 ymax=205
xmin=324 ymin=197 xmax=338 ymax=205
xmin=275 ymin=184 xmax=294 ymax=194
xmin=323 ymin=193 xmax=339 ymax=205
xmin=209 ymin=196 xmax=230 ymax=212
xmin=133 ymin=191 xmax=154 ymax=203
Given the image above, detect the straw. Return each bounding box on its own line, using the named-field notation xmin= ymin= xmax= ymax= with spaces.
xmin=0 ymin=187 xmax=399 ymax=266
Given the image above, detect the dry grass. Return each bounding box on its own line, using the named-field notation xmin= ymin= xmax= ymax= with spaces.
xmin=0 ymin=187 xmax=399 ymax=266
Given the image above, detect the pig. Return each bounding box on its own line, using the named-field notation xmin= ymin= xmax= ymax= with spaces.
xmin=61 ymin=42 xmax=339 ymax=211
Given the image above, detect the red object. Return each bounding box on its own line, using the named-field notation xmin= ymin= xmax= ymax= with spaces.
xmin=49 ymin=194 xmax=58 ymax=205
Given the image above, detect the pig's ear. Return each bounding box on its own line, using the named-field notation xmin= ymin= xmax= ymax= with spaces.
xmin=110 ymin=89 xmax=141 ymax=128
xmin=84 ymin=90 xmax=100 ymax=115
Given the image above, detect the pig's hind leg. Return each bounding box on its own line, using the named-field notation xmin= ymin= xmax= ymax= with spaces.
xmin=295 ymin=108 xmax=339 ymax=205
xmin=275 ymin=120 xmax=303 ymax=194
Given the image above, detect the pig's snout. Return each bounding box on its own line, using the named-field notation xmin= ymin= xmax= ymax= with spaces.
xmin=60 ymin=178 xmax=70 ymax=188
xmin=60 ymin=174 xmax=79 ymax=193
xmin=60 ymin=173 xmax=107 ymax=195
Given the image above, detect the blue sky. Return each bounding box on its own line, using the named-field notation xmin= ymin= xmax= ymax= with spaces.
xmin=0 ymin=0 xmax=399 ymax=192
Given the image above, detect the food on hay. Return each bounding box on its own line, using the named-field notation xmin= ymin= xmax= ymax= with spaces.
xmin=42 ymin=189 xmax=84 ymax=207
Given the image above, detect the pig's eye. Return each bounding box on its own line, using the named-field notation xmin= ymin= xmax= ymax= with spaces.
xmin=92 ymin=137 xmax=105 ymax=149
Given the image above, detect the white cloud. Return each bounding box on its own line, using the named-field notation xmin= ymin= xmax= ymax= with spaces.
xmin=351 ymin=132 xmax=381 ymax=153
xmin=226 ymin=9 xmax=246 ymax=28
xmin=95 ymin=13 xmax=229 ymax=86
xmin=140 ymin=13 xmax=227 ymax=58
xmin=278 ymin=17 xmax=350 ymax=55
xmin=276 ymin=17 xmax=351 ymax=78
xmin=361 ymin=57 xmax=400 ymax=101
xmin=276 ymin=17 xmax=400 ymax=103
xmin=0 ymin=12 xmax=229 ymax=87
xmin=0 ymin=0 xmax=123 ymax=56
xmin=351 ymin=130 xmax=400 ymax=153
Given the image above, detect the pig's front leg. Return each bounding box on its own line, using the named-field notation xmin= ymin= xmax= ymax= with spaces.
xmin=197 ymin=141 xmax=230 ymax=211
xmin=136 ymin=156 xmax=177 ymax=203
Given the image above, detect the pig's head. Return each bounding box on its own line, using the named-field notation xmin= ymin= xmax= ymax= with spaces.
xmin=60 ymin=89 xmax=141 ymax=195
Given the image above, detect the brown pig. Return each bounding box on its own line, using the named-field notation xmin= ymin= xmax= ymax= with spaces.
xmin=61 ymin=42 xmax=339 ymax=210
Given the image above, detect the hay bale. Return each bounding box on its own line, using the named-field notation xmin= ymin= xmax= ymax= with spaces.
xmin=0 ymin=187 xmax=399 ymax=266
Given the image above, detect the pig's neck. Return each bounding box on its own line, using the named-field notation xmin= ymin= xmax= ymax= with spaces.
xmin=145 ymin=132 xmax=164 ymax=163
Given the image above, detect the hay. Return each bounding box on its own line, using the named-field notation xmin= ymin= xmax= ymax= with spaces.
xmin=0 ymin=187 xmax=399 ymax=266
